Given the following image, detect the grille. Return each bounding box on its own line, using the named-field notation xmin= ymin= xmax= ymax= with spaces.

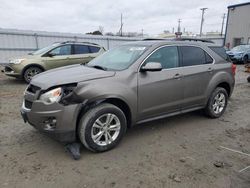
xmin=24 ymin=100 xmax=33 ymax=109
xmin=27 ymin=84 xmax=41 ymax=94
xmin=4 ymin=66 xmax=13 ymax=72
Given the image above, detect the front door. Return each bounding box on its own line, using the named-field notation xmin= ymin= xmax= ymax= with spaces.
xmin=42 ymin=44 xmax=74 ymax=69
xmin=138 ymin=46 xmax=184 ymax=120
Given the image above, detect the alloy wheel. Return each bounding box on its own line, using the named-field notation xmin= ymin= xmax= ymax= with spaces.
xmin=212 ymin=92 xmax=226 ymax=114
xmin=91 ymin=113 xmax=121 ymax=146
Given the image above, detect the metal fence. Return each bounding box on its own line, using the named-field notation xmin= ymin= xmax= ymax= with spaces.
xmin=0 ymin=29 xmax=141 ymax=64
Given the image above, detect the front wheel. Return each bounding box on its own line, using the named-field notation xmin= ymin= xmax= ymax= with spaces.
xmin=23 ymin=66 xmax=42 ymax=83
xmin=78 ymin=103 xmax=127 ymax=152
xmin=243 ymin=55 xmax=248 ymax=64
xmin=205 ymin=87 xmax=228 ymax=118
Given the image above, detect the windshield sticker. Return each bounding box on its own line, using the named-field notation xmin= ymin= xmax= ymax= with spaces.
xmin=129 ymin=47 xmax=146 ymax=51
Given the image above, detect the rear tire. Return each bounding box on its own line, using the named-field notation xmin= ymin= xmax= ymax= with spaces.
xmin=205 ymin=87 xmax=228 ymax=118
xmin=78 ymin=103 xmax=127 ymax=152
xmin=23 ymin=66 xmax=42 ymax=83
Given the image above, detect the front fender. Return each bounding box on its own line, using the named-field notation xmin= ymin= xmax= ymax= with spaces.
xmin=74 ymin=78 xmax=138 ymax=123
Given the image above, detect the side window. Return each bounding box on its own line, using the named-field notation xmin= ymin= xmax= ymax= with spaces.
xmin=209 ymin=47 xmax=230 ymax=61
xmin=205 ymin=52 xmax=213 ymax=64
xmin=50 ymin=45 xmax=71 ymax=56
xmin=180 ymin=46 xmax=206 ymax=66
xmin=89 ymin=46 xmax=101 ymax=53
xmin=144 ymin=46 xmax=179 ymax=69
xmin=74 ymin=45 xmax=90 ymax=54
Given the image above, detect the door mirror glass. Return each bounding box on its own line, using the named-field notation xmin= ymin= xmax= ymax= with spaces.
xmin=141 ymin=62 xmax=162 ymax=72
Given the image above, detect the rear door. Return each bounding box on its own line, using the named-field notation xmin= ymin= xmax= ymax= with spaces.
xmin=138 ymin=46 xmax=184 ymax=120
xmin=72 ymin=45 xmax=101 ymax=65
xmin=179 ymin=46 xmax=214 ymax=110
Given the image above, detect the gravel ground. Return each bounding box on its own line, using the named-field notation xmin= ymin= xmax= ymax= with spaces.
xmin=0 ymin=65 xmax=249 ymax=188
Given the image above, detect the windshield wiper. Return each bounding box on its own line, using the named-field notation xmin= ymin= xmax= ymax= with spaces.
xmin=86 ymin=65 xmax=107 ymax=71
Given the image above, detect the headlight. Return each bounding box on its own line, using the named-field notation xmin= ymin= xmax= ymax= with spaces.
xmin=9 ymin=59 xmax=25 ymax=64
xmin=40 ymin=87 xmax=62 ymax=104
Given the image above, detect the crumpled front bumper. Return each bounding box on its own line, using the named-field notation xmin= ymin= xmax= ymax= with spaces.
xmin=21 ymin=90 xmax=81 ymax=143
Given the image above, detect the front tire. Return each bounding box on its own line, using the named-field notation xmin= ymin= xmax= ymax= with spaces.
xmin=78 ymin=103 xmax=127 ymax=152
xmin=205 ymin=87 xmax=228 ymax=118
xmin=243 ymin=55 xmax=248 ymax=64
xmin=23 ymin=66 xmax=42 ymax=83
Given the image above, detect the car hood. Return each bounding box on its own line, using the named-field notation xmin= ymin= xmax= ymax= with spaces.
xmin=31 ymin=64 xmax=116 ymax=90
xmin=10 ymin=54 xmax=39 ymax=60
xmin=226 ymin=51 xmax=244 ymax=55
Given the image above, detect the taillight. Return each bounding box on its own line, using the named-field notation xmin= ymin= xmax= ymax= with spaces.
xmin=232 ymin=64 xmax=236 ymax=76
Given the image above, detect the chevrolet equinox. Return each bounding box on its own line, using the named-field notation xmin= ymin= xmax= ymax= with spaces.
xmin=21 ymin=40 xmax=236 ymax=152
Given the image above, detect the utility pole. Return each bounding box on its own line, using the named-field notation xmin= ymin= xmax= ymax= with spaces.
xmin=177 ymin=19 xmax=181 ymax=33
xmin=175 ymin=19 xmax=182 ymax=38
xmin=120 ymin=13 xmax=123 ymax=36
xmin=141 ymin=29 xmax=144 ymax=37
xmin=199 ymin=8 xmax=208 ymax=37
xmin=221 ymin=13 xmax=226 ymax=36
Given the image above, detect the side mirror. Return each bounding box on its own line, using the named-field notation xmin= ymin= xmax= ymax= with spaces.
xmin=141 ymin=62 xmax=162 ymax=72
xmin=47 ymin=52 xmax=56 ymax=57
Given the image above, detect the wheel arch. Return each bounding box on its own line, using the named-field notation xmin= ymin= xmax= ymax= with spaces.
xmin=21 ymin=64 xmax=45 ymax=79
xmin=75 ymin=97 xmax=133 ymax=139
xmin=216 ymin=82 xmax=231 ymax=97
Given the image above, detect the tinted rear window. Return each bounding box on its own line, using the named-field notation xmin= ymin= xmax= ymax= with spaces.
xmin=89 ymin=46 xmax=101 ymax=53
xmin=74 ymin=45 xmax=90 ymax=54
xmin=180 ymin=46 xmax=206 ymax=66
xmin=209 ymin=47 xmax=230 ymax=61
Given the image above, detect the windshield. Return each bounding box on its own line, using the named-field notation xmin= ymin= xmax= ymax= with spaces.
xmin=231 ymin=45 xmax=250 ymax=52
xmin=87 ymin=45 xmax=147 ymax=71
xmin=31 ymin=43 xmax=60 ymax=55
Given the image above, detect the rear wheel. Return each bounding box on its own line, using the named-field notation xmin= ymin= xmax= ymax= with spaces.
xmin=78 ymin=103 xmax=127 ymax=152
xmin=205 ymin=87 xmax=228 ymax=118
xmin=23 ymin=66 xmax=42 ymax=83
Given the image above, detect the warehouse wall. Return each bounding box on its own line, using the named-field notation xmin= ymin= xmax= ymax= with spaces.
xmin=0 ymin=29 xmax=141 ymax=64
xmin=225 ymin=4 xmax=250 ymax=48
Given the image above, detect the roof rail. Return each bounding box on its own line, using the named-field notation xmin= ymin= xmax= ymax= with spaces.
xmin=60 ymin=41 xmax=100 ymax=46
xmin=142 ymin=38 xmax=167 ymax=41
xmin=172 ymin=38 xmax=214 ymax=43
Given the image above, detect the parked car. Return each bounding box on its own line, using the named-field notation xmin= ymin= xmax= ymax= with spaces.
xmin=226 ymin=44 xmax=250 ymax=64
xmin=21 ymin=40 xmax=235 ymax=152
xmin=2 ymin=41 xmax=105 ymax=83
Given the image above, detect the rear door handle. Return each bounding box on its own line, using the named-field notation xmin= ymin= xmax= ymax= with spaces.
xmin=207 ymin=67 xmax=214 ymax=73
xmin=173 ymin=73 xmax=182 ymax=79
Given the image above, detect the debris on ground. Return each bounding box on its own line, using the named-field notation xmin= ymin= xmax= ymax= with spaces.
xmin=65 ymin=142 xmax=81 ymax=160
xmin=213 ymin=161 xmax=224 ymax=168
xmin=169 ymin=174 xmax=181 ymax=183
xmin=179 ymin=157 xmax=186 ymax=163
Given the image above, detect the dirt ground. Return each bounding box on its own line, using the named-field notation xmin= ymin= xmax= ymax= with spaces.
xmin=0 ymin=65 xmax=249 ymax=188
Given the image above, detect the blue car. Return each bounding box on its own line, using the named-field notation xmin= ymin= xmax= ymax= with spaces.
xmin=226 ymin=45 xmax=250 ymax=64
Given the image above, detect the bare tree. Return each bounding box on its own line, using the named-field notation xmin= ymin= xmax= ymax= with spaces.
xmin=99 ymin=26 xmax=104 ymax=35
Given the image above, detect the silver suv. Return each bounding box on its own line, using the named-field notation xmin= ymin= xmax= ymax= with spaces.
xmin=21 ymin=40 xmax=236 ymax=152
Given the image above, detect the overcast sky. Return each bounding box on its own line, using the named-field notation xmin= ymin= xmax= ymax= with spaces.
xmin=0 ymin=0 xmax=249 ymax=36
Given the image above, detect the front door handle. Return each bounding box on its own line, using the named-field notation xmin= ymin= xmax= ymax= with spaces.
xmin=173 ymin=73 xmax=182 ymax=79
